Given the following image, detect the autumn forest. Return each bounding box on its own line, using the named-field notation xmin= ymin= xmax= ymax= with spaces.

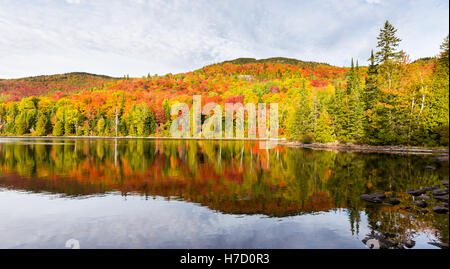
xmin=1 ymin=21 xmax=449 ymax=147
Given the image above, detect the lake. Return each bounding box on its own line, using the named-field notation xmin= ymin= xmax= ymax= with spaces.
xmin=0 ymin=138 xmax=448 ymax=249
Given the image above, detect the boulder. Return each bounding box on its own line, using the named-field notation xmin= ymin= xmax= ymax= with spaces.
xmin=433 ymin=189 xmax=449 ymax=196
xmin=413 ymin=200 xmax=427 ymax=208
xmin=407 ymin=188 xmax=428 ymax=196
xmin=433 ymin=195 xmax=449 ymax=203
xmin=372 ymin=193 xmax=386 ymax=199
xmin=387 ymin=198 xmax=400 ymax=205
xmin=428 ymin=242 xmax=449 ymax=249
xmin=403 ymin=239 xmax=416 ymax=248
xmin=431 ymin=206 xmax=449 ymax=214
xmin=360 ymin=194 xmax=382 ymax=203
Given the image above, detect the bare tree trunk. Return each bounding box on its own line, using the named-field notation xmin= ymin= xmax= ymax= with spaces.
xmin=419 ymin=72 xmax=426 ymax=115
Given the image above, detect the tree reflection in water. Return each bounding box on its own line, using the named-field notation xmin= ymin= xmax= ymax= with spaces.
xmin=0 ymin=138 xmax=448 ymax=247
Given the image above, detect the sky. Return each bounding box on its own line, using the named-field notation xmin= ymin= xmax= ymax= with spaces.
xmin=0 ymin=0 xmax=448 ymax=79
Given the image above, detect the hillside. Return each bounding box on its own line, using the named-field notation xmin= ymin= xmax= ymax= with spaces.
xmin=0 ymin=72 xmax=118 ymax=101
xmin=0 ymin=44 xmax=448 ymax=147
xmin=213 ymin=57 xmax=332 ymax=68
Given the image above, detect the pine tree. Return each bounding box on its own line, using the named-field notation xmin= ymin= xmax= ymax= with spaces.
xmin=288 ymin=85 xmax=314 ymax=141
xmin=375 ymin=20 xmax=402 ymax=64
xmin=345 ymin=59 xmax=364 ymax=141
xmin=362 ymin=50 xmax=381 ymax=143
xmin=439 ymin=35 xmax=449 ymax=72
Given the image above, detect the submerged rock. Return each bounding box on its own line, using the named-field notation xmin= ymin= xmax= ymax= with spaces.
xmin=418 ymin=195 xmax=430 ymax=200
xmin=413 ymin=200 xmax=427 ymax=208
xmin=442 ymin=181 xmax=449 ymax=188
xmin=419 ymin=209 xmax=428 ymax=214
xmin=425 ymin=166 xmax=436 ymax=170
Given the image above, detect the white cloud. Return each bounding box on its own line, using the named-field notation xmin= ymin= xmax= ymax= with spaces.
xmin=66 ymin=0 xmax=82 ymax=4
xmin=0 ymin=0 xmax=448 ymax=78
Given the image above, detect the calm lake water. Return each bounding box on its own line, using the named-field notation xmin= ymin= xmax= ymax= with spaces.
xmin=0 ymin=138 xmax=448 ymax=249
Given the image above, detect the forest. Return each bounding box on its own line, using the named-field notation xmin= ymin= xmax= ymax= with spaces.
xmin=0 ymin=21 xmax=449 ymax=147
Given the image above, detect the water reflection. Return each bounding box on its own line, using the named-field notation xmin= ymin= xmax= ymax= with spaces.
xmin=0 ymin=138 xmax=448 ymax=248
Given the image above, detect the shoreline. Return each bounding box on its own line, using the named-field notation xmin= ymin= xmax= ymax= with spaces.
xmin=279 ymin=141 xmax=449 ymax=156
xmin=1 ymin=135 xmax=448 ymax=156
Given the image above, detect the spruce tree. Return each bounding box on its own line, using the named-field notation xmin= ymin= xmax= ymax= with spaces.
xmin=362 ymin=50 xmax=380 ymax=143
xmin=375 ymin=20 xmax=402 ymax=64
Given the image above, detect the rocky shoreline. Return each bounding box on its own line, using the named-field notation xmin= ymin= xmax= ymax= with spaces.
xmin=360 ymin=180 xmax=449 ymax=249
xmin=280 ymin=141 xmax=449 ymax=157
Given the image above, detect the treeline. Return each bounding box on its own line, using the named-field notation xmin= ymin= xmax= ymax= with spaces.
xmin=288 ymin=21 xmax=449 ymax=146
xmin=0 ymin=97 xmax=159 ymax=137
xmin=0 ymin=21 xmax=448 ymax=146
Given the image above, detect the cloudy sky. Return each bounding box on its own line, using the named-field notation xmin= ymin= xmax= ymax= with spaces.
xmin=0 ymin=0 xmax=448 ymax=79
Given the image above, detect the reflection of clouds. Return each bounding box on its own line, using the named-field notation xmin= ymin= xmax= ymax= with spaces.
xmin=0 ymin=0 xmax=448 ymax=78
xmin=0 ymin=190 xmax=397 ymax=249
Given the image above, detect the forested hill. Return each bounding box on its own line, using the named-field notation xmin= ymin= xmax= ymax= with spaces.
xmin=0 ymin=72 xmax=118 ymax=101
xmin=212 ymin=57 xmax=332 ymax=68
xmin=0 ymin=22 xmax=448 ymax=147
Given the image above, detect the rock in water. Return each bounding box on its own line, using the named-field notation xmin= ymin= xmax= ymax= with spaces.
xmin=428 ymin=242 xmax=449 ymax=249
xmin=442 ymin=181 xmax=449 ymax=188
xmin=381 ymin=232 xmax=396 ymax=238
xmin=433 ymin=189 xmax=449 ymax=196
xmin=421 ymin=187 xmax=436 ymax=191
xmin=432 ymin=206 xmax=449 ymax=214
xmin=434 ymin=195 xmax=449 ymax=202
xmin=387 ymin=198 xmax=400 ymax=205
xmin=425 ymin=166 xmax=436 ymax=170
xmin=407 ymin=189 xmax=427 ymax=196
xmin=372 ymin=193 xmax=386 ymax=199
xmin=403 ymin=239 xmax=416 ymax=248
xmin=413 ymin=200 xmax=427 ymax=208
xmin=360 ymin=194 xmax=382 ymax=203
xmin=418 ymin=195 xmax=430 ymax=200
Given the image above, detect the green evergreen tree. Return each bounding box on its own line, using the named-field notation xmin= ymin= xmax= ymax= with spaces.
xmin=288 ymin=84 xmax=314 ymax=141
xmin=375 ymin=20 xmax=402 ymax=64
xmin=362 ymin=50 xmax=381 ymax=143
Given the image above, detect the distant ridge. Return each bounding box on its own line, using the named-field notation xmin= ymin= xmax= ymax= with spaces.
xmin=3 ymin=72 xmax=119 ymax=81
xmin=213 ymin=57 xmax=332 ymax=68
xmin=0 ymin=72 xmax=118 ymax=100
